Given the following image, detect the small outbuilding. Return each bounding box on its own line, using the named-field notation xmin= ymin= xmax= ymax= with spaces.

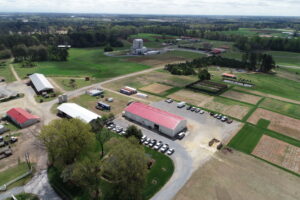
xmin=57 ymin=103 xmax=101 ymax=123
xmin=222 ymin=73 xmax=236 ymax=79
xmin=7 ymin=108 xmax=40 ymax=128
xmin=29 ymin=73 xmax=54 ymax=94
xmin=124 ymin=102 xmax=187 ymax=138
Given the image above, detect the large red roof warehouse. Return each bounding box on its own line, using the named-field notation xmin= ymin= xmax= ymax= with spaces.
xmin=125 ymin=102 xmax=185 ymax=129
xmin=7 ymin=108 xmax=40 ymax=124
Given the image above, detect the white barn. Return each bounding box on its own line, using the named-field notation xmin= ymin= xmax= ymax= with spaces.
xmin=57 ymin=103 xmax=101 ymax=123
xmin=124 ymin=102 xmax=187 ymax=138
xmin=29 ymin=73 xmax=54 ymax=93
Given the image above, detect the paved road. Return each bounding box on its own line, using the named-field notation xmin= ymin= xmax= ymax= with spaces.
xmin=114 ymin=117 xmax=194 ymax=200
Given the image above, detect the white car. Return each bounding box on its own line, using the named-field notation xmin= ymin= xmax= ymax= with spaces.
xmin=167 ymin=148 xmax=175 ymax=155
xmin=144 ymin=138 xmax=151 ymax=145
xmin=177 ymin=132 xmax=186 ymax=140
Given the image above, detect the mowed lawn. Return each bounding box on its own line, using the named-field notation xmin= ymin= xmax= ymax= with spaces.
xmin=14 ymin=48 xmax=150 ymax=79
xmin=267 ymin=51 xmax=300 ymax=67
xmin=0 ymin=60 xmax=15 ymax=82
xmin=259 ymin=98 xmax=300 ymax=119
xmin=210 ymin=69 xmax=300 ymax=101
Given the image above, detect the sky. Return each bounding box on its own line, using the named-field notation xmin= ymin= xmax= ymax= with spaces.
xmin=0 ymin=0 xmax=300 ymax=16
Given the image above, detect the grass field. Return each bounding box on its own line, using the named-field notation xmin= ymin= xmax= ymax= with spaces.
xmin=52 ymin=77 xmax=97 ymax=91
xmin=259 ymin=98 xmax=300 ymax=119
xmin=0 ymin=163 xmax=32 ymax=191
xmin=220 ymin=28 xmax=293 ymax=38
xmin=210 ymin=69 xmax=300 ymax=101
xmin=0 ymin=60 xmax=15 ymax=82
xmin=267 ymin=51 xmax=300 ymax=67
xmin=14 ymin=48 xmax=150 ymax=80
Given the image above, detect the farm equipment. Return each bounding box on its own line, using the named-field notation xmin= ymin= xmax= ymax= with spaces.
xmin=208 ymin=138 xmax=220 ymax=147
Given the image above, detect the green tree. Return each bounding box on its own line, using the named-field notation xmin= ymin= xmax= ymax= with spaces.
xmin=198 ymin=69 xmax=211 ymax=81
xmin=104 ymin=137 xmax=147 ymax=200
xmin=39 ymin=118 xmax=95 ymax=168
xmin=71 ymin=153 xmax=103 ymax=200
xmin=125 ymin=125 xmax=143 ymax=140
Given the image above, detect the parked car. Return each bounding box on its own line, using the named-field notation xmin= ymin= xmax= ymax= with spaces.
xmin=199 ymin=110 xmax=205 ymax=114
xmin=144 ymin=138 xmax=151 ymax=145
xmin=154 ymin=141 xmax=163 ymax=150
xmin=149 ymin=139 xmax=157 ymax=147
xmin=214 ymin=114 xmax=218 ymax=118
xmin=190 ymin=107 xmax=196 ymax=112
xmin=186 ymin=105 xmax=192 ymax=110
xmin=165 ymin=98 xmax=173 ymax=103
xmin=221 ymin=116 xmax=228 ymax=122
xmin=217 ymin=115 xmax=222 ymax=120
xmin=177 ymin=102 xmax=186 ymax=108
xmin=227 ymin=119 xmax=233 ymax=124
xmin=0 ymin=136 xmax=3 ymax=142
xmin=167 ymin=148 xmax=175 ymax=155
xmin=177 ymin=132 xmax=186 ymax=140
xmin=160 ymin=144 xmax=169 ymax=153
xmin=10 ymin=137 xmax=18 ymax=143
xmin=141 ymin=136 xmax=147 ymax=143
xmin=195 ymin=108 xmax=200 ymax=113
xmin=210 ymin=112 xmax=215 ymax=116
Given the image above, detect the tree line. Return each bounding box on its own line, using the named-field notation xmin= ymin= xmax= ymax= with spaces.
xmin=165 ymin=54 xmax=276 ymax=75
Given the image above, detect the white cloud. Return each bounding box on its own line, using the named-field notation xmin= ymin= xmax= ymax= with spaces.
xmin=0 ymin=0 xmax=299 ymax=16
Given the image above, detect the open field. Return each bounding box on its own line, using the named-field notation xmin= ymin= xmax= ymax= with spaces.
xmin=168 ymin=89 xmax=252 ymax=120
xmin=221 ymin=90 xmax=262 ymax=105
xmin=248 ymin=108 xmax=300 ymax=141
xmin=175 ymin=151 xmax=300 ymax=200
xmin=259 ymin=98 xmax=300 ymax=119
xmin=126 ymin=50 xmax=203 ymax=67
xmin=253 ymin=135 xmax=300 ymax=174
xmin=140 ymin=83 xmax=172 ymax=94
xmin=267 ymin=51 xmax=300 ymax=67
xmin=14 ymin=48 xmax=150 ymax=80
xmin=0 ymin=163 xmax=32 ymax=191
xmin=209 ymin=68 xmax=300 ymax=101
xmin=0 ymin=60 xmax=15 ymax=82
xmin=103 ymin=71 xmax=197 ymax=91
xmin=220 ymin=28 xmax=294 ymax=38
xmin=51 ymin=77 xmax=97 ymax=91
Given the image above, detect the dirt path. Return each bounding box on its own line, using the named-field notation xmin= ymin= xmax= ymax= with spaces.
xmin=9 ymin=64 xmax=21 ymax=82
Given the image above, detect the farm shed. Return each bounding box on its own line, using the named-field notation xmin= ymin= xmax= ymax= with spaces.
xmin=7 ymin=108 xmax=40 ymax=128
xmin=222 ymin=73 xmax=236 ymax=79
xmin=124 ymin=102 xmax=187 ymax=137
xmin=86 ymin=89 xmax=103 ymax=96
xmin=57 ymin=103 xmax=101 ymax=123
xmin=29 ymin=73 xmax=54 ymax=93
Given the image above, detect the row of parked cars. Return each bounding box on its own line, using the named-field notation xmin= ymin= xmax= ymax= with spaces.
xmin=210 ymin=112 xmax=233 ymax=124
xmin=141 ymin=135 xmax=175 ymax=156
xmin=106 ymin=122 xmax=127 ymax=135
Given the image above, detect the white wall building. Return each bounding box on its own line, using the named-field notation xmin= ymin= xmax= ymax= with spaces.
xmin=57 ymin=103 xmax=101 ymax=123
xmin=29 ymin=73 xmax=54 ymax=93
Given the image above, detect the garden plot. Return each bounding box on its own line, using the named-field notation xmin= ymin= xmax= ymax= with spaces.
xmin=168 ymin=89 xmax=251 ymax=120
xmin=221 ymin=90 xmax=262 ymax=105
xmin=248 ymin=108 xmax=300 ymax=140
xmin=252 ymin=135 xmax=300 ymax=174
xmin=140 ymin=83 xmax=172 ymax=94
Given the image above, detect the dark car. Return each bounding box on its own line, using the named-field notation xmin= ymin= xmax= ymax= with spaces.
xmin=210 ymin=112 xmax=215 ymax=116
xmin=186 ymin=105 xmax=192 ymax=110
xmin=227 ymin=119 xmax=233 ymax=124
xmin=190 ymin=107 xmax=196 ymax=112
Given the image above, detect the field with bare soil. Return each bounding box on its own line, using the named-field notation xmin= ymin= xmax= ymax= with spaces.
xmin=140 ymin=83 xmax=172 ymax=94
xmin=168 ymin=89 xmax=251 ymax=119
xmin=252 ymin=135 xmax=300 ymax=174
xmin=221 ymin=90 xmax=262 ymax=105
xmin=248 ymin=108 xmax=300 ymax=140
xmin=175 ymin=151 xmax=300 ymax=200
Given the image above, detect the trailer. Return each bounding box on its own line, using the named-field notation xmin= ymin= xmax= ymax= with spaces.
xmin=120 ymin=88 xmax=133 ymax=95
xmin=97 ymin=102 xmax=111 ymax=111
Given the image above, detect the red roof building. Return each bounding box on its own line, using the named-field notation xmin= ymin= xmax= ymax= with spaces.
xmin=7 ymin=108 xmax=40 ymax=128
xmin=124 ymin=102 xmax=187 ymax=137
xmin=222 ymin=73 xmax=237 ymax=79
